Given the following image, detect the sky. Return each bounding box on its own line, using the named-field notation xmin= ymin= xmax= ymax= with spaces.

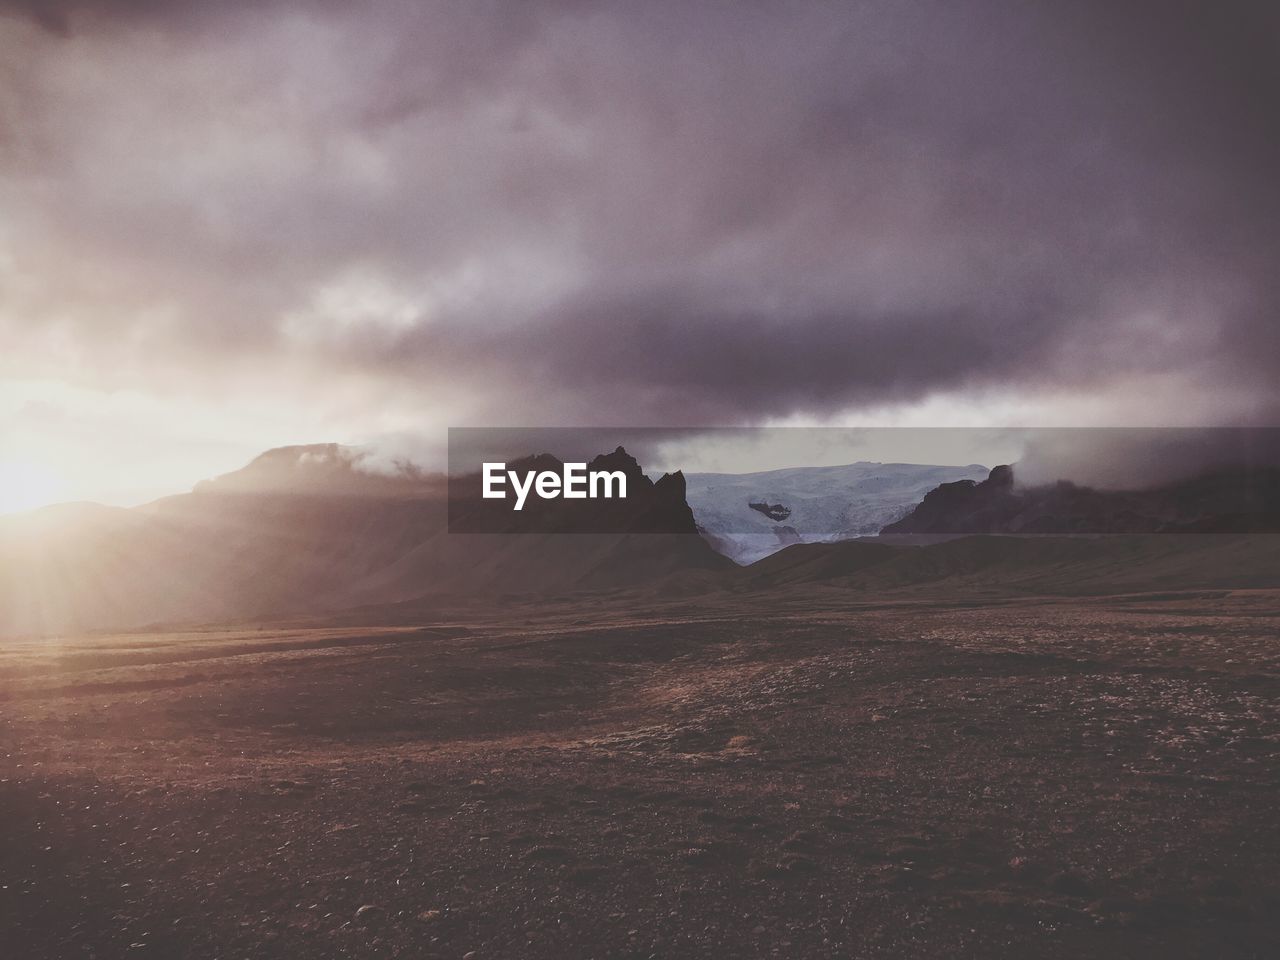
xmin=1 ymin=0 xmax=1278 ymax=511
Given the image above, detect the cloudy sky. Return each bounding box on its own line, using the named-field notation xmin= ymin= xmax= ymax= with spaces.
xmin=1 ymin=0 xmax=1277 ymax=510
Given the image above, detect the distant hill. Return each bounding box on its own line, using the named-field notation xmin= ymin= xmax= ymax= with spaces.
xmin=8 ymin=445 xmax=1279 ymax=638
xmin=686 ymin=461 xmax=988 ymax=563
xmin=744 ymin=533 xmax=1280 ymax=596
xmin=0 ymin=444 xmax=728 ymax=637
xmin=883 ymin=464 xmax=1280 ymax=535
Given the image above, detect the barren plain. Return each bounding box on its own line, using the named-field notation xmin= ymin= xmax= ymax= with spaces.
xmin=3 ymin=588 xmax=1277 ymax=958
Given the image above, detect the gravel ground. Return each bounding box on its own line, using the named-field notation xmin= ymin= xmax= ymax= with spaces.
xmin=2 ymin=590 xmax=1277 ymax=958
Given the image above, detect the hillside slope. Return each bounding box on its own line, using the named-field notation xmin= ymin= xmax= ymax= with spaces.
xmin=745 ymin=533 xmax=1280 ymax=597
xmin=0 ymin=445 xmax=729 ymax=637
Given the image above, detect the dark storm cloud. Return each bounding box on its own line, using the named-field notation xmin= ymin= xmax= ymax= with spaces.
xmin=392 ymin=291 xmax=1064 ymax=425
xmin=2 ymin=0 xmax=1278 ymax=436
xmin=1 ymin=0 xmax=218 ymax=34
xmin=1017 ymin=427 xmax=1280 ymax=489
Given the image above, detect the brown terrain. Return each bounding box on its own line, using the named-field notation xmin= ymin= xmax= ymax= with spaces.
xmin=3 ymin=582 xmax=1278 ymax=959
xmin=4 ymin=449 xmax=1279 ymax=957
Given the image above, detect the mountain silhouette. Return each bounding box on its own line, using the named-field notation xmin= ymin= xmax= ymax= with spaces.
xmin=0 ymin=444 xmax=727 ymax=637
xmin=882 ymin=464 xmax=1280 ymax=535
xmin=448 ymin=446 xmax=697 ymax=534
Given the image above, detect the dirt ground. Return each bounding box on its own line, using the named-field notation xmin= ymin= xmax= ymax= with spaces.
xmin=2 ymin=589 xmax=1278 ymax=958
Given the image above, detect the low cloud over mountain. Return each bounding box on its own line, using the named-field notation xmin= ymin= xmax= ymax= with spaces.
xmin=2 ymin=2 xmax=1278 ymax=504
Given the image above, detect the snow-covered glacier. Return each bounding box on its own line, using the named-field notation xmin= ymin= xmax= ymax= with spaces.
xmin=685 ymin=461 xmax=988 ymax=564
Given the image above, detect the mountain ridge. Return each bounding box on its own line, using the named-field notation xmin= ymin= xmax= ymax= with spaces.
xmin=0 ymin=443 xmax=726 ymax=637
xmin=7 ymin=444 xmax=1280 ymax=638
xmin=884 ymin=463 xmax=1280 ymax=535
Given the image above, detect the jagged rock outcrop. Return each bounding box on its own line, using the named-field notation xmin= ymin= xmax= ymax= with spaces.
xmin=748 ymin=501 xmax=791 ymax=521
xmin=448 ymin=446 xmax=697 ymax=534
xmin=883 ymin=464 xmax=1280 ymax=535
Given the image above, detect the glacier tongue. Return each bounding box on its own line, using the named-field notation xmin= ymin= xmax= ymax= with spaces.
xmin=685 ymin=461 xmax=988 ymax=564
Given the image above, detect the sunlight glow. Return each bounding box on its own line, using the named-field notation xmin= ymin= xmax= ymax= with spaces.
xmin=0 ymin=458 xmax=69 ymax=515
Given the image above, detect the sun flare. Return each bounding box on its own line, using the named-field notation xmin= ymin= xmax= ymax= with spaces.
xmin=0 ymin=458 xmax=68 ymax=515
